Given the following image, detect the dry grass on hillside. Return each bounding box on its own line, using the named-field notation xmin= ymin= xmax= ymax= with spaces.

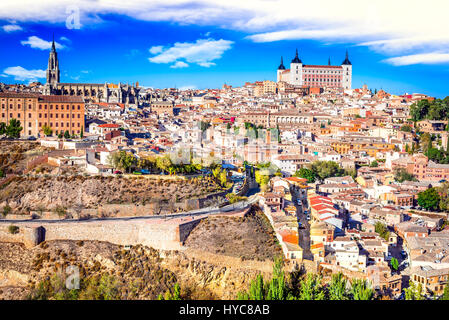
xmin=184 ymin=206 xmax=283 ymax=261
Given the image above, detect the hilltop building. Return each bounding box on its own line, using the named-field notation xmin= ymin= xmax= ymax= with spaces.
xmin=43 ymin=37 xmax=140 ymax=104
xmin=277 ymin=49 xmax=352 ymax=89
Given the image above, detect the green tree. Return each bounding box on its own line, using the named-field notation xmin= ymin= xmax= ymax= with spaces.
xmin=249 ymin=274 xmax=266 ymax=300
xmin=441 ymin=285 xmax=449 ymax=300
xmin=219 ymin=170 xmax=228 ymax=187
xmin=108 ymin=151 xmax=136 ymax=173
xmin=6 ymin=118 xmax=22 ymax=138
xmin=374 ymin=221 xmax=390 ymax=241
xmin=0 ymin=122 xmax=6 ymax=135
xmin=404 ymin=280 xmax=424 ymax=300
xmin=417 ymin=187 xmax=441 ymax=211
xmin=155 ymin=155 xmax=172 ymax=173
xmin=64 ymin=130 xmax=70 ymax=139
xmin=394 ymin=168 xmax=417 ymax=183
xmin=328 ymin=273 xmax=348 ymax=300
xmin=370 ymin=160 xmax=378 ymax=167
xmin=350 ymin=279 xmax=374 ymax=300
xmin=42 ymin=124 xmax=53 ymax=136
xmin=199 ymin=121 xmax=211 ymax=132
xmin=266 ymin=258 xmax=286 ymax=300
xmin=294 ymin=167 xmax=316 ymax=183
xmin=410 ymin=100 xmax=430 ymax=122
xmin=400 ymin=125 xmax=413 ymax=133
xmin=80 ymin=126 xmax=84 ymax=138
xmin=310 ymin=161 xmax=344 ymax=181
xmin=299 ymin=274 xmax=325 ymax=300
xmin=255 ymin=170 xmax=270 ymax=191
xmin=390 ymin=257 xmax=399 ymax=271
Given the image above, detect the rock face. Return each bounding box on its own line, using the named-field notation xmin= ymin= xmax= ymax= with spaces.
xmin=0 ymin=175 xmax=222 ymax=213
xmin=0 ymin=240 xmax=273 ymax=300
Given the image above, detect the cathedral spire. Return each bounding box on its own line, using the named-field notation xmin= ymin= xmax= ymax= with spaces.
xmin=51 ymin=33 xmax=56 ymax=52
xmin=328 ymin=57 xmax=331 ymax=65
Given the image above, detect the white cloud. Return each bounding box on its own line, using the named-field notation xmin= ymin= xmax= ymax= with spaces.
xmin=2 ymin=1 xmax=449 ymax=64
xmin=170 ymin=61 xmax=189 ymax=68
xmin=2 ymin=24 xmax=22 ymax=32
xmin=21 ymin=36 xmax=64 ymax=50
xmin=80 ymin=70 xmax=89 ymax=74
xmin=59 ymin=36 xmax=70 ymax=42
xmin=382 ymin=52 xmax=449 ymax=66
xmin=149 ymin=38 xmax=233 ymax=67
xmin=1 ymin=66 xmax=46 ymax=81
xmin=149 ymin=46 xmax=164 ymax=54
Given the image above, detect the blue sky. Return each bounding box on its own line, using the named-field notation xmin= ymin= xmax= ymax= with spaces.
xmin=0 ymin=1 xmax=448 ymax=97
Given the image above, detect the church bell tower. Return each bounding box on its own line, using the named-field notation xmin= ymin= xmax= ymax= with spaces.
xmin=46 ymin=35 xmax=60 ymax=86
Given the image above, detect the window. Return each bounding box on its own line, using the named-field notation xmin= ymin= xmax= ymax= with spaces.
xmin=28 ymin=113 xmax=31 ymax=118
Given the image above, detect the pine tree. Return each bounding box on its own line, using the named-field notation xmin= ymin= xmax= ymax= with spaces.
xmin=328 ymin=273 xmax=348 ymax=300
xmin=350 ymin=279 xmax=374 ymax=300
xmin=266 ymin=258 xmax=286 ymax=300
xmin=249 ymin=274 xmax=265 ymax=300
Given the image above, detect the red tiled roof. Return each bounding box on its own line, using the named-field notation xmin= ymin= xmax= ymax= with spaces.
xmin=304 ymin=65 xmax=343 ymax=69
xmin=98 ymin=124 xmax=120 ymax=128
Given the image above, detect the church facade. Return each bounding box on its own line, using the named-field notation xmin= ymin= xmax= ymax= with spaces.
xmin=43 ymin=38 xmax=140 ymax=104
xmin=277 ymin=49 xmax=352 ymax=90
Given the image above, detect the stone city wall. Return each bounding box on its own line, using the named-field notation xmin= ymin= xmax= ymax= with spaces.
xmin=0 ymin=217 xmax=205 ymax=250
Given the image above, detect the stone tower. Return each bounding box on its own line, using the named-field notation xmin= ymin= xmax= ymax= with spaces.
xmin=46 ymin=36 xmax=60 ymax=86
xmin=277 ymin=56 xmax=286 ymax=82
xmin=341 ymin=50 xmax=352 ymax=90
xmin=290 ymin=49 xmax=303 ymax=86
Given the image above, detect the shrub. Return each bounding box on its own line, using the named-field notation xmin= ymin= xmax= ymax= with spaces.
xmin=2 ymin=204 xmax=11 ymax=217
xmin=8 ymin=225 xmax=19 ymax=234
xmin=54 ymin=206 xmax=67 ymax=218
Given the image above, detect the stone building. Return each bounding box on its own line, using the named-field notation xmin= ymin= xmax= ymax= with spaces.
xmin=0 ymin=92 xmax=85 ymax=137
xmin=43 ymin=38 xmax=140 ymax=104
